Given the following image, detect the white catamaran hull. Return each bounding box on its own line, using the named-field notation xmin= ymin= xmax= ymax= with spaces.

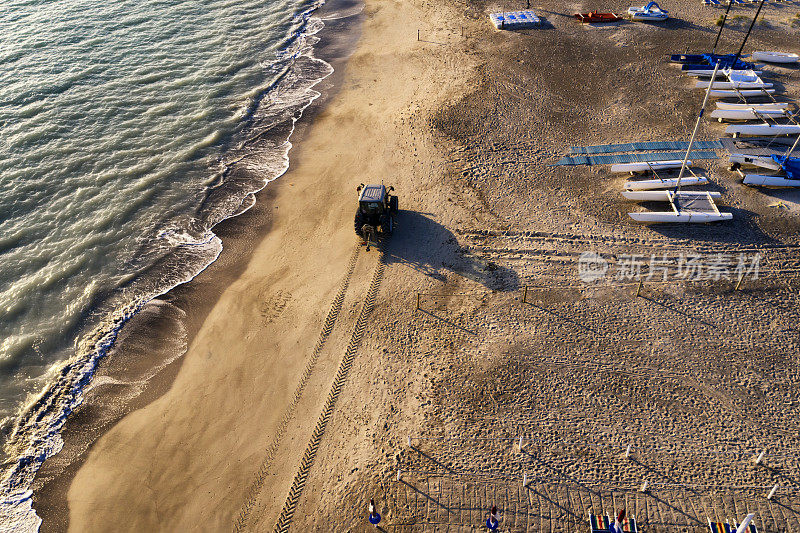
xmin=711 ymin=109 xmax=787 ymax=120
xmin=624 ymin=176 xmax=708 ymax=190
xmin=716 ymin=101 xmax=789 ymax=111
xmin=752 ymin=51 xmax=799 ymax=64
xmin=743 ymin=174 xmax=800 ymax=187
xmin=686 ymin=70 xmax=762 ymax=78
xmin=622 ymin=190 xmax=722 ymax=201
xmin=629 ymin=212 xmax=732 ymax=222
xmin=611 ymin=160 xmax=691 ymax=173
xmin=710 ymin=89 xmax=775 ymax=97
xmin=696 ymin=81 xmax=773 ymax=90
xmin=729 ymin=153 xmax=782 ymax=170
xmin=726 ymin=124 xmax=800 ymax=136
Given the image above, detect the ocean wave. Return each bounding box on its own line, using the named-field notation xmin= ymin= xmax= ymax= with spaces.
xmin=0 ymin=0 xmax=334 ymax=529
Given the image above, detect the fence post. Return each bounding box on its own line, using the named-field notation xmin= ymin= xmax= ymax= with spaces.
xmin=417 ymin=29 xmax=420 ymax=41
xmin=625 ymin=444 xmax=632 ymax=459
xmin=397 ymin=469 xmax=402 ymax=482
xmin=734 ymin=272 xmax=745 ymax=291
xmin=522 ymin=472 xmax=528 ymax=487
xmin=635 ymin=280 xmax=643 ymax=298
xmin=416 ymin=293 xmax=421 ymax=310
xmin=407 ymin=435 xmax=412 ymax=447
xmin=767 ymin=484 xmax=778 ymax=500
xmin=639 ymin=480 xmax=649 ymax=493
xmin=754 ymin=450 xmax=765 ymax=466
xmin=522 ymin=286 xmax=528 ymax=304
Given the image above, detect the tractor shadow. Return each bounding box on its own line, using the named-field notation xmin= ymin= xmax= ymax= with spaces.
xmin=384 ymin=211 xmax=520 ymax=291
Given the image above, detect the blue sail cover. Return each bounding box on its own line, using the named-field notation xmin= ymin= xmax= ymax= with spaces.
xmin=773 ymin=155 xmax=800 ymax=179
xmin=702 ymin=53 xmax=753 ymax=70
xmin=644 ymin=1 xmax=667 ymax=11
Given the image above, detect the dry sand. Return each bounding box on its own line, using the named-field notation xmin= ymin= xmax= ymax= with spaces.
xmin=31 ymin=0 xmax=800 ymax=529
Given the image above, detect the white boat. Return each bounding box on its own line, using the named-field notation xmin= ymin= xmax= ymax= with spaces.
xmin=710 ymin=89 xmax=775 ymax=97
xmin=686 ymin=69 xmax=762 ymax=77
xmin=710 ymin=108 xmax=787 ymax=121
xmin=696 ymin=69 xmax=772 ymax=90
xmin=752 ymin=51 xmax=799 ymax=64
xmin=622 ymin=190 xmax=722 ymax=200
xmin=729 ymin=153 xmax=782 ymax=170
xmin=611 ymin=160 xmax=690 ymax=173
xmin=624 ymin=175 xmax=708 ymax=190
xmin=630 ymin=211 xmax=732 ymax=222
xmin=696 ymin=80 xmax=772 ymax=90
xmin=627 ymin=1 xmax=668 ymax=21
xmin=726 ymin=123 xmax=800 ymax=136
xmin=716 ymin=101 xmax=788 ymax=111
xmin=743 ymin=174 xmax=800 ymax=187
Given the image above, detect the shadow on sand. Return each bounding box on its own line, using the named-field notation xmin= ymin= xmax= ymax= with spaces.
xmin=384 ymin=211 xmax=520 ymax=292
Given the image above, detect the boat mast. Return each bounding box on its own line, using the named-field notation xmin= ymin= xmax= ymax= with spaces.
xmin=733 ymin=0 xmax=766 ymax=64
xmin=674 ymin=60 xmax=721 ymax=195
xmin=711 ymin=0 xmax=734 ymax=55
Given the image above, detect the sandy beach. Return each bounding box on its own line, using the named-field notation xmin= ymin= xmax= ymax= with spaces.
xmin=30 ymin=0 xmax=800 ymax=529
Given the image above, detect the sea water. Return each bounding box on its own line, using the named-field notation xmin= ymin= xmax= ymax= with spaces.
xmin=0 ymin=0 xmax=333 ymax=528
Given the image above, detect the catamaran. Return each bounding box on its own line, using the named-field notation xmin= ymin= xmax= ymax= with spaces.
xmin=739 ymin=135 xmax=800 ymax=187
xmin=627 ymin=61 xmax=732 ymax=223
xmin=716 ymin=101 xmax=789 ymax=111
xmin=695 ymin=69 xmax=771 ymax=90
xmin=711 ymin=108 xmax=788 ymax=121
xmin=726 ymin=123 xmax=800 ymax=136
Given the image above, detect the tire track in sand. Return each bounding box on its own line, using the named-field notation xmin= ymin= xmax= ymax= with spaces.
xmin=272 ymin=251 xmax=385 ymax=533
xmin=233 ymin=245 xmax=361 ymax=531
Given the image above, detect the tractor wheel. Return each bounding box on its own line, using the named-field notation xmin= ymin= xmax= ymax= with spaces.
xmin=354 ymin=209 xmax=366 ymax=237
xmin=389 ymin=195 xmax=398 ymax=213
xmin=380 ymin=214 xmax=393 ymax=236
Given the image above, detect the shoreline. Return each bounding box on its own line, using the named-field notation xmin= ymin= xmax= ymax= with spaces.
xmin=29 ymin=0 xmax=365 ymax=529
xmin=29 ymin=0 xmax=800 ymax=529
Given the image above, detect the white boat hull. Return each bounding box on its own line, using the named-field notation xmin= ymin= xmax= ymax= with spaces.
xmin=624 ymin=176 xmax=708 ymax=190
xmin=729 ymin=153 xmax=781 ymax=170
xmin=686 ymin=70 xmax=762 ymax=78
xmin=710 ymin=89 xmax=775 ymax=97
xmin=710 ymin=109 xmax=787 ymax=120
xmin=743 ymin=174 xmax=800 ymax=187
xmin=726 ymin=124 xmax=800 ymax=136
xmin=696 ymin=81 xmax=772 ymax=90
xmin=752 ymin=51 xmax=799 ymax=64
xmin=716 ymin=102 xmax=789 ymax=111
xmin=629 ymin=212 xmax=732 ymax=222
xmin=611 ymin=160 xmax=690 ymax=173
xmin=622 ymin=190 xmax=722 ymax=201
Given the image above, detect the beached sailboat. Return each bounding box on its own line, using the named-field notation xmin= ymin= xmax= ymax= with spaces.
xmin=628 ymin=61 xmax=731 ymax=223
xmin=752 ymin=51 xmax=799 ymax=64
xmin=628 ymin=1 xmax=668 ymax=21
xmin=711 ymin=108 xmax=788 ymax=121
xmin=624 ymin=175 xmax=708 ymax=189
xmin=611 ymin=160 xmax=691 ymax=173
xmin=622 ymin=190 xmax=722 ymax=201
xmin=726 ymin=123 xmax=800 ymax=136
xmin=716 ymin=101 xmax=789 ymax=111
xmin=740 ymin=136 xmax=800 ymax=187
xmin=709 ymin=88 xmax=774 ymax=98
xmin=729 ymin=153 xmax=783 ymax=170
xmin=695 ymin=69 xmax=771 ymax=90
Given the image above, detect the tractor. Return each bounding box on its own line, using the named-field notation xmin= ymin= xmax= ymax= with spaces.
xmin=354 ymin=184 xmax=398 ymax=250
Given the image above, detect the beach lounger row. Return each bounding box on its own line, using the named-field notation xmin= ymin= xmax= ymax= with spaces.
xmin=589 ymin=513 xmax=639 ymax=533
xmin=708 ymin=518 xmax=758 ymax=533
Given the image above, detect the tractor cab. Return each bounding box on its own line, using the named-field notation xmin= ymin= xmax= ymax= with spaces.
xmin=358 ymin=184 xmax=389 ymax=215
xmin=354 ymin=184 xmax=398 ymax=249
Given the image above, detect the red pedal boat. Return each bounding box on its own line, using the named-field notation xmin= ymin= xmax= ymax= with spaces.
xmin=574 ymin=11 xmax=622 ymax=22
